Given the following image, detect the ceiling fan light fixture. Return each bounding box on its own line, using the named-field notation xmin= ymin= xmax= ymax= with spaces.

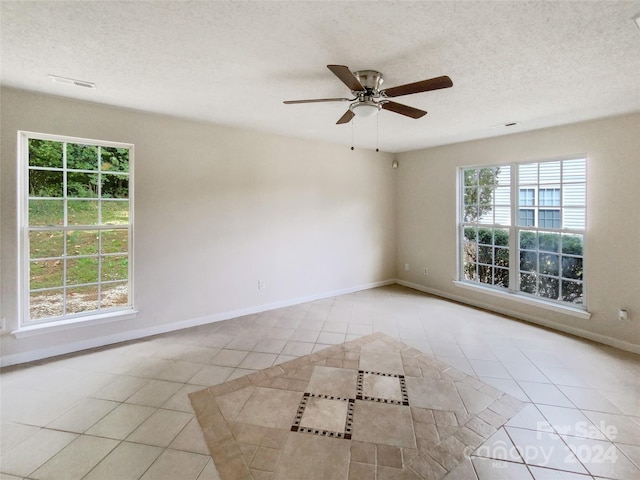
xmin=350 ymin=102 xmax=380 ymax=118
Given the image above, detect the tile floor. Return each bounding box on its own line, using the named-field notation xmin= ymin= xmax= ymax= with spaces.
xmin=190 ymin=333 xmax=526 ymax=479
xmin=1 ymin=285 xmax=639 ymax=479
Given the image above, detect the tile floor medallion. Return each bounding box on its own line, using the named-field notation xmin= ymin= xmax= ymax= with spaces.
xmin=189 ymin=332 xmax=526 ymax=480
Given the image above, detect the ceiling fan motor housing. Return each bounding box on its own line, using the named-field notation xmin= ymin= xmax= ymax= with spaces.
xmin=353 ymin=70 xmax=384 ymax=96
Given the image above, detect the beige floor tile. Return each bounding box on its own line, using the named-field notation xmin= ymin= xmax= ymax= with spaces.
xmin=197 ymin=459 xmax=222 ymax=480
xmin=300 ymin=397 xmax=349 ymax=432
xmin=435 ymin=355 xmax=475 ymax=376
xmin=558 ymin=386 xmax=624 ymax=413
xmin=618 ymin=442 xmax=640 ymax=469
xmin=127 ymin=409 xmax=193 ymax=447
xmin=155 ymin=360 xmax=204 ymax=383
xmin=140 ymin=449 xmax=210 ymax=480
xmin=0 ymin=387 xmax=83 ymax=426
xmin=503 ymin=363 xmax=549 ymax=383
xmin=125 ymin=379 xmax=184 ymax=407
xmin=528 ymin=465 xmax=593 ymax=479
xmin=189 ymin=365 xmax=234 ymax=386
xmin=307 ymin=366 xmax=359 ymax=398
xmin=238 ymin=352 xmax=278 ymax=370
xmin=151 ymin=343 xmax=220 ymax=364
xmin=505 ymin=404 xmax=550 ymax=431
xmin=469 ymin=360 xmax=511 ymax=379
xmin=170 ymin=417 xmax=211 ymax=455
xmin=263 ymin=327 xmax=295 ymax=340
xmin=322 ymin=321 xmax=349 ymax=334
xmin=162 ymin=383 xmax=207 ymax=412
xmin=405 ymin=377 xmax=465 ymax=412
xmin=316 ymin=331 xmax=346 ymax=345
xmin=289 ymin=329 xmax=320 ymax=343
xmin=312 ymin=343 xmax=334 ymax=353
xmin=253 ymin=338 xmax=287 ymax=354
xmin=361 ymin=373 xmax=403 ymax=401
xmin=3 ymin=285 xmax=640 ymax=480
xmin=0 ymin=428 xmax=77 ymax=477
xmin=225 ymin=336 xmax=260 ymax=351
xmin=83 ymin=441 xmax=162 ymax=480
xmin=456 ymin=382 xmax=498 ymax=414
xmin=537 ymin=405 xmax=607 ymax=440
xmin=581 ymin=410 xmax=640 ymax=445
xmin=0 ymin=422 xmax=40 ymax=454
xmin=274 ymin=434 xmax=350 ymax=480
xmin=30 ymin=435 xmax=118 ymax=480
xmin=46 ymin=398 xmax=119 ymax=433
xmin=506 ymin=427 xmax=588 ymax=474
xmin=474 ymin=427 xmax=523 ymax=462
xmin=536 ymin=366 xmax=592 ymax=389
xmin=91 ymin=375 xmax=149 ymax=402
xmin=442 ymin=457 xmax=477 ymax=480
xmin=562 ymin=435 xmax=640 ymax=479
xmin=360 ymin=340 xmax=404 ymax=374
xmin=125 ymin=357 xmax=176 ymax=379
xmin=471 ymin=456 xmax=534 ymax=480
xmin=352 ymin=402 xmax=416 ymax=448
xmin=226 ymin=368 xmax=257 ymax=382
xmin=215 ymin=386 xmax=255 ymax=422
xmin=281 ymin=340 xmax=315 ymax=356
xmin=85 ymin=403 xmax=155 ymax=439
xmin=235 ymin=387 xmax=302 ymax=429
xmin=518 ymin=381 xmax=573 ymax=407
xmin=598 ymin=388 xmax=640 ymax=417
xmin=0 ymin=473 xmax=24 ymax=480
xmin=479 ymin=376 xmax=529 ymax=402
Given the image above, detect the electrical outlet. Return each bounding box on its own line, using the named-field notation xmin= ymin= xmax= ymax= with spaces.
xmin=423 ymin=267 xmax=429 ymax=275
xmin=404 ymin=263 xmax=409 ymax=271
xmin=258 ymin=280 xmax=266 ymax=290
xmin=618 ymin=309 xmax=629 ymax=322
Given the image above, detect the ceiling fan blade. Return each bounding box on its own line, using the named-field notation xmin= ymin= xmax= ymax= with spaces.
xmin=336 ymin=109 xmax=355 ymax=124
xmin=381 ymin=75 xmax=453 ymax=98
xmin=327 ymin=65 xmax=365 ymax=92
xmin=283 ymin=97 xmax=351 ymax=104
xmin=381 ymin=101 xmax=427 ymax=119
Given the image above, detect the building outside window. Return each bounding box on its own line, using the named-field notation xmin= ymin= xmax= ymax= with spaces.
xmin=460 ymin=157 xmax=586 ymax=307
xmin=18 ymin=132 xmax=134 ymax=327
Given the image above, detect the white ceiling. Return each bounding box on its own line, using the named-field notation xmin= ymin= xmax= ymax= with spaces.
xmin=1 ymin=1 xmax=639 ymax=153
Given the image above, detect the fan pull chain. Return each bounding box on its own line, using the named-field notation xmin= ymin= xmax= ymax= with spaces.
xmin=350 ymin=119 xmax=354 ymax=150
xmin=376 ymin=113 xmax=379 ymax=152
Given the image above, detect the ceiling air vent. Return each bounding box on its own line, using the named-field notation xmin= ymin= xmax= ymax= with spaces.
xmin=48 ymin=74 xmax=96 ymax=89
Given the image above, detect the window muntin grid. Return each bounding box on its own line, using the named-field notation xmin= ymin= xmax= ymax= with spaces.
xmin=460 ymin=157 xmax=586 ymax=308
xmin=20 ymin=132 xmax=134 ymax=325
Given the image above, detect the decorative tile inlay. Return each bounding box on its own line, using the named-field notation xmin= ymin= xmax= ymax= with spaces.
xmin=291 ymin=392 xmax=355 ymax=439
xmin=357 ymin=370 xmax=409 ymax=406
xmin=190 ymin=332 xmax=526 ymax=480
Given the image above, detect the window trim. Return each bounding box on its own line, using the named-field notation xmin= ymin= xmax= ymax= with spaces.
xmin=16 ymin=131 xmax=135 ymax=330
xmin=457 ymin=155 xmax=587 ymax=312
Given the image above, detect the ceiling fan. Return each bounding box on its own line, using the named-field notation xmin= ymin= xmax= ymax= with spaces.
xmin=284 ymin=65 xmax=453 ymax=124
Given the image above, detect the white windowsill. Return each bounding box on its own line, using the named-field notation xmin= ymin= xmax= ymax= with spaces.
xmin=452 ymin=281 xmax=591 ymax=320
xmin=12 ymin=309 xmax=138 ymax=338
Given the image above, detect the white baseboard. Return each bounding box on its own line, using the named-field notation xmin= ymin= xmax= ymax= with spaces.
xmin=396 ymin=279 xmax=640 ymax=355
xmin=0 ymin=279 xmax=396 ymax=367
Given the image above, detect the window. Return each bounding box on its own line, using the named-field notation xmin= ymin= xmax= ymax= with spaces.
xmin=19 ymin=132 xmax=134 ymax=327
xmin=460 ymin=158 xmax=586 ymax=307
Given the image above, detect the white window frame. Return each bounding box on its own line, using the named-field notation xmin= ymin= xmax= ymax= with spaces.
xmin=457 ymin=156 xmax=588 ymax=317
xmin=15 ymin=131 xmax=136 ymax=336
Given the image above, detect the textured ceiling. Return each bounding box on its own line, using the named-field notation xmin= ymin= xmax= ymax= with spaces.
xmin=1 ymin=1 xmax=639 ymax=153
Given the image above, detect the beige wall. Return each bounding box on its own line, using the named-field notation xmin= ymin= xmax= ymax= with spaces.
xmin=2 ymin=88 xmax=638 ymax=364
xmin=0 ymin=88 xmax=396 ymax=364
xmin=396 ymin=113 xmax=640 ymax=351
